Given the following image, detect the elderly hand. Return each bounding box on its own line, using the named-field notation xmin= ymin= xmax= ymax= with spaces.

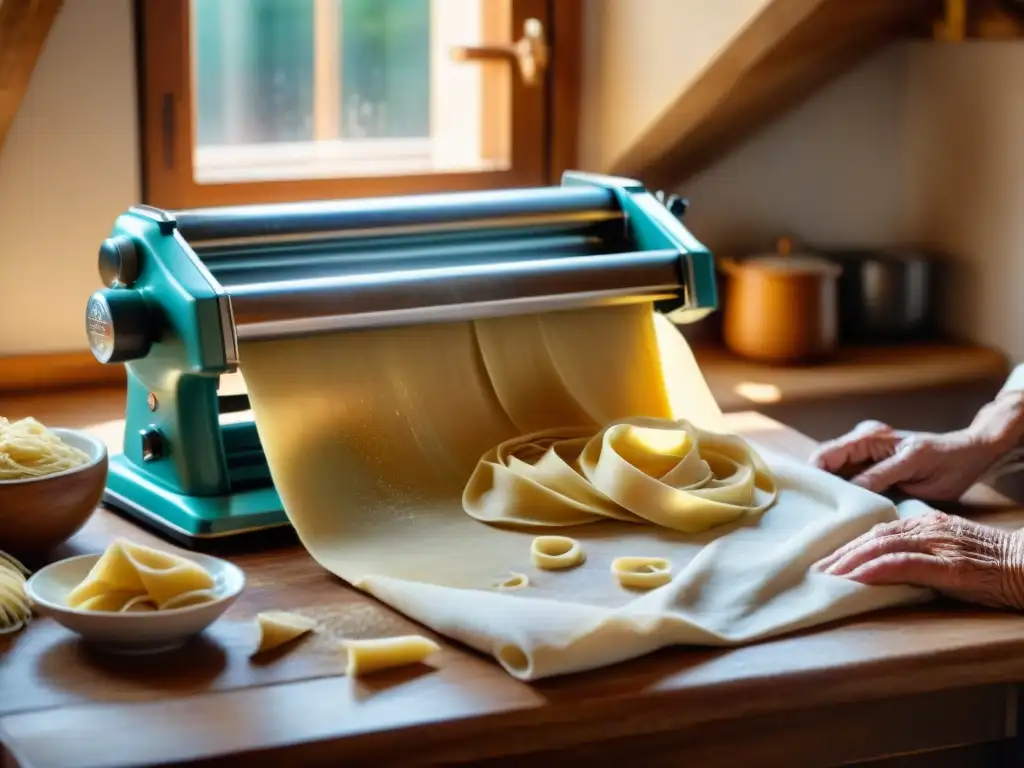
xmin=814 ymin=510 xmax=1024 ymax=610
xmin=809 ymin=391 xmax=1024 ymax=501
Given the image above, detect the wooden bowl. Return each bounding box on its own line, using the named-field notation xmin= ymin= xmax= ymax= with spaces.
xmin=0 ymin=428 xmax=108 ymax=555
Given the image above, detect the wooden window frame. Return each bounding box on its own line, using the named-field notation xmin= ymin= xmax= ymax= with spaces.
xmin=134 ymin=0 xmax=582 ymax=210
xmin=0 ymin=0 xmax=581 ymax=393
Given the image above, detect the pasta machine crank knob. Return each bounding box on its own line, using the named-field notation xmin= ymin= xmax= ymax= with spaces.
xmin=98 ymin=235 xmax=140 ymax=288
xmin=666 ymin=195 xmax=689 ymax=219
xmin=85 ymin=290 xmax=153 ymax=364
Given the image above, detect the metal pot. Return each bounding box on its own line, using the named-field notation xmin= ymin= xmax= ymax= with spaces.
xmin=824 ymin=248 xmax=937 ymax=342
xmin=719 ymin=238 xmax=842 ymax=365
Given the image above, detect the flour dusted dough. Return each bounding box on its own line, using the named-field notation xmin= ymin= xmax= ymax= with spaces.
xmin=254 ymin=611 xmax=319 ymax=654
xmin=240 ymin=303 xmax=931 ymax=680
xmin=68 ymin=538 xmax=216 ymax=612
xmin=343 ymin=635 xmax=441 ymax=676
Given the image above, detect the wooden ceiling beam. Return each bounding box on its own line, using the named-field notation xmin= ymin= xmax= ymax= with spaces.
xmin=610 ymin=0 xmax=942 ymax=188
xmin=0 ymin=0 xmax=63 ymax=154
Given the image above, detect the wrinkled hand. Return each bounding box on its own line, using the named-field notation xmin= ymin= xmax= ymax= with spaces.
xmin=814 ymin=510 xmax=1024 ymax=610
xmin=810 ymin=392 xmax=1024 ymax=501
xmin=809 ymin=421 xmax=995 ymax=501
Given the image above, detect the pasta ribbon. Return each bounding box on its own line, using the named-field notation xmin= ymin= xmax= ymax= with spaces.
xmin=530 ymin=536 xmax=585 ymax=570
xmin=465 ymin=417 xmax=777 ymax=535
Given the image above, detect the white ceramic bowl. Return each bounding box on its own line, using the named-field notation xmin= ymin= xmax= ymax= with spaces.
xmin=0 ymin=428 xmax=109 ymax=554
xmin=25 ymin=550 xmax=245 ymax=654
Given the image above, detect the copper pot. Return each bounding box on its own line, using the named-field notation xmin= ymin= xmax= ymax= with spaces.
xmin=719 ymin=238 xmax=842 ymax=365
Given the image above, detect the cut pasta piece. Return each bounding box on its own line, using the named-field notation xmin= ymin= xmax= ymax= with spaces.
xmin=611 ymin=557 xmax=673 ymax=589
xmin=254 ymin=611 xmax=319 ymax=654
xmin=342 ymin=635 xmax=441 ymax=676
xmin=492 ymin=571 xmax=529 ymax=590
xmin=530 ymin=536 xmax=585 ymax=570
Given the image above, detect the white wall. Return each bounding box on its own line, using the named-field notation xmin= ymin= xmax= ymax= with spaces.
xmin=678 ymin=44 xmax=916 ymax=255
xmin=0 ymin=0 xmax=139 ymax=355
xmin=903 ymin=42 xmax=1024 ymax=362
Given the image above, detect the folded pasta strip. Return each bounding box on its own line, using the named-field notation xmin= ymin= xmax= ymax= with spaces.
xmin=67 ymin=538 xmax=217 ymax=613
xmin=464 ymin=417 xmax=778 ymax=535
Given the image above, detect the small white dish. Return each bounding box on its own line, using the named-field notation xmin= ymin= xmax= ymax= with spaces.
xmin=25 ymin=551 xmax=245 ymax=654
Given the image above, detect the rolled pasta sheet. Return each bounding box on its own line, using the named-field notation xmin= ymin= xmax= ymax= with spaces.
xmin=254 ymin=611 xmax=319 ymax=654
xmin=530 ymin=536 xmax=585 ymax=570
xmin=611 ymin=557 xmax=673 ymax=589
xmin=342 ymin=635 xmax=441 ymax=677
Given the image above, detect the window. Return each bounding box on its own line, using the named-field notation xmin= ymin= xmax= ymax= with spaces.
xmin=136 ymin=0 xmax=581 ymax=209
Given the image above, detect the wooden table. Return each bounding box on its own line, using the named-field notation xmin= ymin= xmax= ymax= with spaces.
xmin=4 ymin=391 xmax=1024 ymax=767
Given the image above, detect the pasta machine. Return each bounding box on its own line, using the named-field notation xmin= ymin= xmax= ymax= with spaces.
xmin=84 ymin=172 xmax=717 ymax=546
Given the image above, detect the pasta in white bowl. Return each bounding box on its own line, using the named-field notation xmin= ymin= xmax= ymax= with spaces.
xmin=25 ymin=541 xmax=245 ymax=654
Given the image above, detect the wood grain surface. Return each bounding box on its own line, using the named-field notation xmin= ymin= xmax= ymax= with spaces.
xmin=2 ymin=390 xmax=1024 ymax=767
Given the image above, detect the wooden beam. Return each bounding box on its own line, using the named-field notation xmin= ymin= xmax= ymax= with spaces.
xmin=0 ymin=0 xmax=62 ymax=153
xmin=610 ymin=0 xmax=941 ymax=188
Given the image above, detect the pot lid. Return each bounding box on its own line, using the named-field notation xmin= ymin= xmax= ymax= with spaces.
xmin=741 ymin=237 xmax=842 ymax=276
xmin=740 ymin=254 xmax=840 ymax=275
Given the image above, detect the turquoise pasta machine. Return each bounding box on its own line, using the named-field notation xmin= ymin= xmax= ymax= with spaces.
xmin=84 ymin=172 xmax=717 ymax=547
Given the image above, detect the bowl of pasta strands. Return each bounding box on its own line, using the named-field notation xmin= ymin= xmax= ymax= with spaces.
xmin=0 ymin=417 xmax=108 ymax=554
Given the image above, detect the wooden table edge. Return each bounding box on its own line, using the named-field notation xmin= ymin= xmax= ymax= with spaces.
xmin=6 ymin=622 xmax=1024 ymax=767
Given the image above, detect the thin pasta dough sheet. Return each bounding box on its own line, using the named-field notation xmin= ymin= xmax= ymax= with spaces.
xmin=240 ymin=304 xmax=932 ymax=680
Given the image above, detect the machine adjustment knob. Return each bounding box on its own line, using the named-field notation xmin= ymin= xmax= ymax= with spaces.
xmin=98 ymin=235 xmax=140 ymax=287
xmin=85 ymin=290 xmax=153 ymax=364
xmin=666 ymin=195 xmax=689 ymax=219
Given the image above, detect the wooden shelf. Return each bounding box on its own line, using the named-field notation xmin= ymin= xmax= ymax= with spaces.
xmin=695 ymin=342 xmax=1011 ymax=412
